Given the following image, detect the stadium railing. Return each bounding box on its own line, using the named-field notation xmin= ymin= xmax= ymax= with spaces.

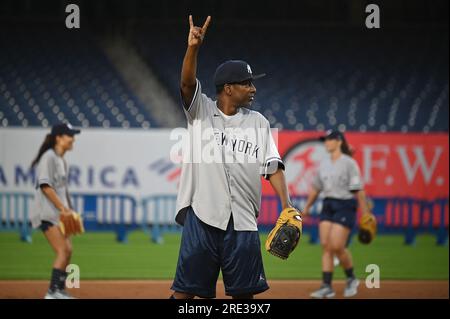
xmin=0 ymin=192 xmax=138 ymax=243
xmin=1 ymin=192 xmax=448 ymax=246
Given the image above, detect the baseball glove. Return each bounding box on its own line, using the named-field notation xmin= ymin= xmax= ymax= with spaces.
xmin=60 ymin=212 xmax=84 ymax=236
xmin=358 ymin=212 xmax=377 ymax=244
xmin=265 ymin=207 xmax=303 ymax=260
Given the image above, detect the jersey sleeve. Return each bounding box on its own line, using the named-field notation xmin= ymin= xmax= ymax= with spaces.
xmin=181 ymin=79 xmax=209 ymax=121
xmin=36 ymin=153 xmax=55 ymax=188
xmin=348 ymin=159 xmax=363 ymax=191
xmin=261 ymin=124 xmax=284 ymax=180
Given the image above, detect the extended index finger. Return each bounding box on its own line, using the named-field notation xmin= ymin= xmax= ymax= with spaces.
xmin=202 ymin=16 xmax=211 ymax=32
xmin=189 ymin=15 xmax=194 ymax=28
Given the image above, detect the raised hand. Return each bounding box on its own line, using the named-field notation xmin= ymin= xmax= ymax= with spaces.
xmin=188 ymin=15 xmax=211 ymax=48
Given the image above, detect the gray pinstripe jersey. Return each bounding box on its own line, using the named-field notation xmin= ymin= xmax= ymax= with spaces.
xmin=175 ymin=80 xmax=283 ymax=231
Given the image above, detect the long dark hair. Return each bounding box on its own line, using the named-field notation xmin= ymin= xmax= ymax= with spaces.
xmin=31 ymin=134 xmax=56 ymax=168
xmin=340 ymin=137 xmax=354 ymax=157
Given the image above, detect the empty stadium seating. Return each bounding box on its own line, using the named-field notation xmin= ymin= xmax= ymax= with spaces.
xmin=134 ymin=26 xmax=448 ymax=132
xmin=0 ymin=29 xmax=156 ymax=128
xmin=0 ymin=26 xmax=448 ymax=132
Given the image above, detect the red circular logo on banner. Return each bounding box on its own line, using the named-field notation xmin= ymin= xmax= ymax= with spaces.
xmin=283 ymin=139 xmax=327 ymax=196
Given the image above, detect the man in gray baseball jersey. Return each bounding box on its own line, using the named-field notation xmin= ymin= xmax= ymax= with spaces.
xmin=170 ymin=16 xmax=294 ymax=299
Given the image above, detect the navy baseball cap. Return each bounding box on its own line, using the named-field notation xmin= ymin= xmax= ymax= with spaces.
xmin=319 ymin=129 xmax=345 ymax=141
xmin=213 ymin=60 xmax=266 ymax=86
xmin=51 ymin=123 xmax=81 ymax=136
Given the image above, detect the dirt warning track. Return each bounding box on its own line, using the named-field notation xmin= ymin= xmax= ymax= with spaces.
xmin=0 ymin=280 xmax=447 ymax=299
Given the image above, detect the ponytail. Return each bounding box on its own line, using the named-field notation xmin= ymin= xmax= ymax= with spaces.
xmin=340 ymin=138 xmax=354 ymax=157
xmin=31 ymin=134 xmax=56 ymax=168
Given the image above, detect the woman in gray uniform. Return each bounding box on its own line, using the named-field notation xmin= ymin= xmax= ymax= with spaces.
xmin=31 ymin=123 xmax=80 ymax=299
xmin=303 ymin=130 xmax=370 ymax=298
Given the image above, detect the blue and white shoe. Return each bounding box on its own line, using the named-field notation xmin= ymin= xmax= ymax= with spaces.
xmin=44 ymin=289 xmax=75 ymax=299
xmin=343 ymin=278 xmax=360 ymax=297
xmin=310 ymin=284 xmax=336 ymax=299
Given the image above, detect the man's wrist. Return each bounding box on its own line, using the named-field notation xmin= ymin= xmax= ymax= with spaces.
xmin=187 ymin=45 xmax=200 ymax=52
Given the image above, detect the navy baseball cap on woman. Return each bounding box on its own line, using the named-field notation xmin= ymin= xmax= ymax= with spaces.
xmin=319 ymin=129 xmax=345 ymax=141
xmin=214 ymin=60 xmax=266 ymax=86
xmin=51 ymin=123 xmax=81 ymax=136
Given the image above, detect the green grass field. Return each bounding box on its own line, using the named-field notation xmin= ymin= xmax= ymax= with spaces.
xmin=0 ymin=231 xmax=448 ymax=280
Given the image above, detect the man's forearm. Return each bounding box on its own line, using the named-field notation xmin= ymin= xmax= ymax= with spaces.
xmin=268 ymin=169 xmax=291 ymax=209
xmin=180 ymin=46 xmax=199 ymax=107
xmin=181 ymin=46 xmax=199 ymax=88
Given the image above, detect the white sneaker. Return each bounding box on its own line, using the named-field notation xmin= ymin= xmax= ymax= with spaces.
xmin=310 ymin=285 xmax=336 ymax=299
xmin=44 ymin=289 xmax=75 ymax=299
xmin=343 ymin=278 xmax=360 ymax=297
xmin=333 ymin=256 xmax=340 ymax=267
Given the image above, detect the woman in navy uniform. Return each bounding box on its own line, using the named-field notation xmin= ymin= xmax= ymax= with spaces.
xmin=303 ymin=130 xmax=370 ymax=298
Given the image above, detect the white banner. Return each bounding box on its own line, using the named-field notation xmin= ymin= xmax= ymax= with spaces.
xmin=0 ymin=127 xmax=180 ymax=198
